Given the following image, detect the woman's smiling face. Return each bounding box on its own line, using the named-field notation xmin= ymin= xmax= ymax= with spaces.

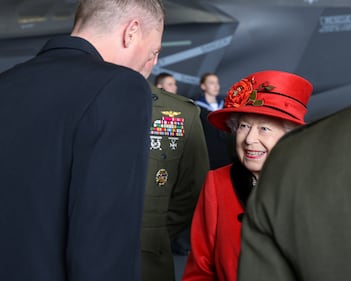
xmin=235 ymin=113 xmax=287 ymax=179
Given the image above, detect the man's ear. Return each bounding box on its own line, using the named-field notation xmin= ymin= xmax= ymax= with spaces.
xmin=123 ymin=19 xmax=140 ymax=48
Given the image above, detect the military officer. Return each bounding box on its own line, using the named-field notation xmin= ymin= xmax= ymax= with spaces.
xmin=238 ymin=106 xmax=351 ymax=281
xmin=141 ymin=84 xmax=209 ymax=281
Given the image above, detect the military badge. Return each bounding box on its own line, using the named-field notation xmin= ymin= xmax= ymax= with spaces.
xmin=168 ymin=137 xmax=179 ymax=150
xmin=150 ymin=111 xmax=185 ymax=137
xmin=155 ymin=169 xmax=168 ymax=187
xmin=150 ymin=136 xmax=162 ymax=150
xmin=161 ymin=111 xmax=181 ymax=118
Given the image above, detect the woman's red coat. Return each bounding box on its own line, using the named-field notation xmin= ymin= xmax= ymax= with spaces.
xmin=182 ymin=164 xmax=244 ymax=281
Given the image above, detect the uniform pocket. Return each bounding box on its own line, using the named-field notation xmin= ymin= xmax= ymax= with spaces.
xmin=141 ymin=227 xmax=169 ymax=256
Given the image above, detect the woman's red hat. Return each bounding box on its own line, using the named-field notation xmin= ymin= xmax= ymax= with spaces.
xmin=208 ymin=70 xmax=313 ymax=132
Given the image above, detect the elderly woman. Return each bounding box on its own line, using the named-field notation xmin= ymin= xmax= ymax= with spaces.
xmin=182 ymin=70 xmax=313 ymax=281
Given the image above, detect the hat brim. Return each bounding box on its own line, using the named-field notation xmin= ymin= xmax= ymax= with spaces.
xmin=208 ymin=106 xmax=305 ymax=132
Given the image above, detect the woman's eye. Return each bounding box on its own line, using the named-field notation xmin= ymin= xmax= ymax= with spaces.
xmin=238 ymin=123 xmax=250 ymax=130
xmin=261 ymin=126 xmax=271 ymax=132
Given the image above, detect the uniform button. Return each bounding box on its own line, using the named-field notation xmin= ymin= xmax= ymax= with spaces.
xmin=161 ymin=153 xmax=167 ymax=160
xmin=152 ymin=94 xmax=158 ymax=101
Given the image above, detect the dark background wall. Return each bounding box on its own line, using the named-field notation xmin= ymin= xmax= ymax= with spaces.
xmin=1 ymin=0 xmax=351 ymax=122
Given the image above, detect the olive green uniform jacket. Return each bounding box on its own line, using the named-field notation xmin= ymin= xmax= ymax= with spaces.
xmin=238 ymin=106 xmax=351 ymax=281
xmin=141 ymin=85 xmax=209 ymax=281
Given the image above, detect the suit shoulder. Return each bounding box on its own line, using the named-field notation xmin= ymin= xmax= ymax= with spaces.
xmin=265 ymin=106 xmax=351 ymax=168
xmin=161 ymin=89 xmax=197 ymax=107
xmin=166 ymin=91 xmax=195 ymax=104
xmin=282 ymin=106 xmax=351 ymax=145
xmin=151 ymin=85 xmax=198 ymax=109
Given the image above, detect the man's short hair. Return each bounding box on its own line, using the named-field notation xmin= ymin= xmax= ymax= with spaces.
xmin=154 ymin=72 xmax=174 ymax=86
xmin=74 ymin=0 xmax=165 ymax=32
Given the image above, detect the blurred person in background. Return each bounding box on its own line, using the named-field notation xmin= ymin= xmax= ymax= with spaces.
xmin=154 ymin=72 xmax=178 ymax=94
xmin=195 ymin=72 xmax=234 ymax=170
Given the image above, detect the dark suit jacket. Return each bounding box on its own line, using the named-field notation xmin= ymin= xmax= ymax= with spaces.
xmin=195 ymin=98 xmax=233 ymax=170
xmin=0 ymin=36 xmax=151 ymax=281
xmin=238 ymin=106 xmax=351 ymax=281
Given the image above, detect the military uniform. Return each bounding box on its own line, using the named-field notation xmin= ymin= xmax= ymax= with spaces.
xmin=141 ymin=85 xmax=209 ymax=281
xmin=238 ymin=107 xmax=351 ymax=281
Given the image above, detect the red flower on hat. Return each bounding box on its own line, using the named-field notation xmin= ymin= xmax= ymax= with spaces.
xmin=224 ymin=77 xmax=273 ymax=108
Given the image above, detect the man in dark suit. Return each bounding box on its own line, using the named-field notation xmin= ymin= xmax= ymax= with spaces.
xmin=238 ymin=106 xmax=351 ymax=281
xmin=0 ymin=1 xmax=164 ymax=281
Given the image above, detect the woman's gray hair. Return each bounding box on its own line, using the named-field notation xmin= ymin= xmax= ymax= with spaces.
xmin=225 ymin=113 xmax=300 ymax=134
xmin=282 ymin=120 xmax=300 ymax=132
xmin=226 ymin=113 xmax=241 ymax=134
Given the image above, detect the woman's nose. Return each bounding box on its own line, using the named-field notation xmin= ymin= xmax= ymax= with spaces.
xmin=245 ymin=128 xmax=258 ymax=144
